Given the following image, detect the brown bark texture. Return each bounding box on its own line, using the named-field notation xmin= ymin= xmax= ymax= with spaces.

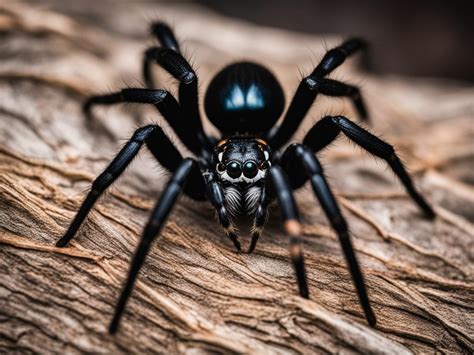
xmin=0 ymin=1 xmax=473 ymax=353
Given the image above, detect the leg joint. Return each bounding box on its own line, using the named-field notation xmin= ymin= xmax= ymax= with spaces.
xmin=294 ymin=144 xmax=324 ymax=174
xmin=181 ymin=71 xmax=196 ymax=85
xmin=332 ymin=116 xmax=395 ymax=157
xmin=303 ymin=76 xmax=321 ymax=91
xmin=131 ymin=125 xmax=157 ymax=142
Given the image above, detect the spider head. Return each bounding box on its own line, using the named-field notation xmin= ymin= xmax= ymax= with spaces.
xmin=213 ymin=138 xmax=271 ymax=184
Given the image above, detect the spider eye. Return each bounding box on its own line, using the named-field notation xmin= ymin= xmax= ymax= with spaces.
xmin=260 ymin=161 xmax=269 ymax=170
xmin=216 ymin=163 xmax=226 ymax=172
xmin=243 ymin=161 xmax=258 ymax=178
xmin=226 ymin=161 xmax=242 ymax=178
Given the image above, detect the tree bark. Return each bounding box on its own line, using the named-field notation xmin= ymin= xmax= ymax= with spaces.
xmin=0 ymin=1 xmax=473 ymax=353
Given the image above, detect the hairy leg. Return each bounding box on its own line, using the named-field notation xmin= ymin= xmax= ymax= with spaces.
xmin=109 ymin=158 xmax=199 ymax=333
xmin=143 ymin=44 xmax=211 ymax=149
xmin=268 ymin=166 xmax=309 ymax=298
xmin=268 ymin=38 xmax=368 ymax=149
xmin=303 ymin=115 xmax=435 ymax=218
xmin=281 ymin=143 xmax=376 ymax=326
xmin=83 ymin=88 xmax=205 ymax=155
xmin=56 ymin=124 xmax=204 ymax=247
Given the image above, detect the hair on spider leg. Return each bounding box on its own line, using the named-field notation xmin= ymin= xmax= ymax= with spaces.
xmin=319 ymin=37 xmax=330 ymax=53
xmin=327 ymin=71 xmax=369 ymax=103
xmin=181 ymin=43 xmax=197 ymax=67
xmin=310 ymin=44 xmax=325 ymax=64
xmin=55 ymin=22 xmax=436 ymax=333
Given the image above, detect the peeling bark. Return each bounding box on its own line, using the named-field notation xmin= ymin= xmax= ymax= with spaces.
xmin=0 ymin=1 xmax=473 ymax=353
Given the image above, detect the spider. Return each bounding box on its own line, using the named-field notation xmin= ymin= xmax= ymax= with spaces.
xmin=55 ymin=22 xmax=435 ymax=334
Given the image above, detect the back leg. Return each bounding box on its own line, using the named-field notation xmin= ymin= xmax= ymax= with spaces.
xmin=144 ymin=25 xmax=211 ymax=149
xmin=144 ymin=22 xmax=181 ymax=88
xmin=83 ymin=88 xmax=205 ymax=155
xmin=151 ymin=22 xmax=180 ymax=52
xmin=312 ymin=38 xmax=367 ymax=78
xmin=267 ymin=38 xmax=368 ymax=150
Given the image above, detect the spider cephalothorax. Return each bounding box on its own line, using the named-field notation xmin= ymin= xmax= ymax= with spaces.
xmin=56 ymin=22 xmax=435 ymax=334
xmin=213 ymin=138 xmax=271 ymax=216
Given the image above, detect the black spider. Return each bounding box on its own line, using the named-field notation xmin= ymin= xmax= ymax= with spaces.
xmin=56 ymin=22 xmax=435 ymax=334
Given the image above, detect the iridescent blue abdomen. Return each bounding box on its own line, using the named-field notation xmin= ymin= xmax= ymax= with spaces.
xmin=204 ymin=62 xmax=285 ymax=135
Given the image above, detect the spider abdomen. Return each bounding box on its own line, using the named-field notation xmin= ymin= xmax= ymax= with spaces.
xmin=204 ymin=62 xmax=285 ymax=135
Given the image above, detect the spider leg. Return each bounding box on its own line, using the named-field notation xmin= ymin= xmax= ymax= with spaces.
xmin=307 ymin=78 xmax=367 ymax=120
xmin=267 ymin=38 xmax=367 ymax=149
xmin=268 ymin=166 xmax=309 ymax=298
xmin=248 ymin=187 xmax=270 ymax=254
xmin=109 ymin=158 xmax=198 ymax=334
xmin=56 ymin=124 xmax=204 ymax=247
xmin=143 ymin=45 xmax=211 ymax=149
xmin=312 ymin=38 xmax=367 ymax=78
xmin=83 ymin=88 xmax=205 ymax=155
xmin=150 ymin=22 xmax=180 ymax=52
xmin=202 ymin=171 xmax=241 ymax=251
xmin=145 ymin=22 xmax=181 ymax=88
xmin=303 ymin=115 xmax=435 ymax=218
xmin=281 ymin=144 xmax=376 ymax=326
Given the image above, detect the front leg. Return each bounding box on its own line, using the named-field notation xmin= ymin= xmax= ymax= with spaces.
xmin=143 ymin=46 xmax=211 ymax=149
xmin=267 ymin=38 xmax=368 ymax=149
xmin=83 ymin=88 xmax=208 ymax=155
xmin=109 ymin=158 xmax=199 ymax=334
xmin=268 ymin=166 xmax=309 ymax=299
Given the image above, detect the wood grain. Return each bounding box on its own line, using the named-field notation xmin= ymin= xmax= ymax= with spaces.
xmin=0 ymin=1 xmax=473 ymax=353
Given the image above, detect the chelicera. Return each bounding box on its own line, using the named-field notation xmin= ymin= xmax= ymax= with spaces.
xmin=56 ymin=22 xmax=435 ymax=333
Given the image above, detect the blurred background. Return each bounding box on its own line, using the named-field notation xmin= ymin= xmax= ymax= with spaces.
xmin=22 ymin=0 xmax=473 ymax=81
xmin=197 ymin=0 xmax=473 ymax=82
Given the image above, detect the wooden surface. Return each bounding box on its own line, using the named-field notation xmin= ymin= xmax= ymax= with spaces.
xmin=0 ymin=1 xmax=473 ymax=353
